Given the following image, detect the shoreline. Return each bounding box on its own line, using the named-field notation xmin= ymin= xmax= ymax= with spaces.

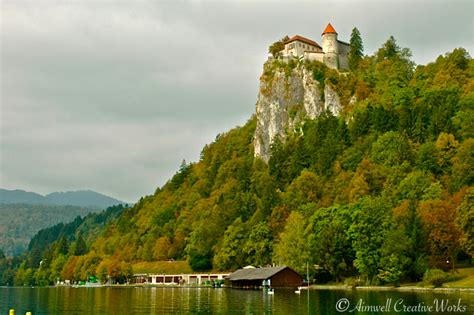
xmin=7 ymin=285 xmax=256 ymax=289
xmin=3 ymin=285 xmax=474 ymax=292
xmin=309 ymin=284 xmax=474 ymax=292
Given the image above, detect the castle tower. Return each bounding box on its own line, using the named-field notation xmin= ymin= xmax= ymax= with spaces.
xmin=322 ymin=23 xmax=339 ymax=69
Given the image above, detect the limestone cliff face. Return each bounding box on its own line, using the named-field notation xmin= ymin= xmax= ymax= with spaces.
xmin=254 ymin=62 xmax=342 ymax=162
xmin=324 ymin=84 xmax=342 ymax=117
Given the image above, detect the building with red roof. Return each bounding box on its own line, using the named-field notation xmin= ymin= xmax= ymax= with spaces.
xmin=280 ymin=23 xmax=350 ymax=70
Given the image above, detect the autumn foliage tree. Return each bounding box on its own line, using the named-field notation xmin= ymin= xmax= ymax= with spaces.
xmin=418 ymin=193 xmax=465 ymax=269
xmin=268 ymin=35 xmax=289 ymax=58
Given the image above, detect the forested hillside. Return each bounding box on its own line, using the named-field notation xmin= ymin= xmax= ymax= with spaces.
xmin=0 ymin=204 xmax=100 ymax=256
xmin=4 ymin=36 xmax=472 ymax=286
xmin=0 ymin=189 xmax=126 ymax=256
xmin=0 ymin=205 xmax=126 ymax=285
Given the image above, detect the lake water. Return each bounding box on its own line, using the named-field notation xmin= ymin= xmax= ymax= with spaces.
xmin=1 ymin=287 xmax=473 ymax=314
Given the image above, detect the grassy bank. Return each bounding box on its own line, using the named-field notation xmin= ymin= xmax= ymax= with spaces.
xmin=132 ymin=261 xmax=192 ymax=274
xmin=443 ymin=267 xmax=474 ymax=288
xmin=310 ymin=267 xmax=474 ymax=291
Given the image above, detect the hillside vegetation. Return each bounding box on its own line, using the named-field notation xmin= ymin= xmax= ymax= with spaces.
xmin=2 ymin=37 xmax=472 ymax=287
xmin=0 ymin=189 xmax=126 ymax=256
xmin=0 ymin=205 xmax=125 ymax=285
xmin=0 ymin=204 xmax=100 ymax=256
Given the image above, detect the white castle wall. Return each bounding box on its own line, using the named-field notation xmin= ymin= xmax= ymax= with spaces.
xmin=304 ymin=51 xmax=325 ymax=63
xmin=322 ymin=33 xmax=339 ymax=69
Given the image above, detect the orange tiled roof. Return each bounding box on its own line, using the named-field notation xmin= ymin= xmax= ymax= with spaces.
xmin=286 ymin=35 xmax=322 ymax=49
xmin=322 ymin=23 xmax=337 ymax=35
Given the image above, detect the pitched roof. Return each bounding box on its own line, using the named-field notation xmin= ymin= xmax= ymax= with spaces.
xmin=322 ymin=23 xmax=337 ymax=35
xmin=228 ymin=266 xmax=289 ymax=281
xmin=286 ymin=35 xmax=322 ymax=49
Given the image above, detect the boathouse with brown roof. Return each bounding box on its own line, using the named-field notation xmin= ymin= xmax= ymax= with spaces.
xmin=226 ymin=266 xmax=303 ymax=288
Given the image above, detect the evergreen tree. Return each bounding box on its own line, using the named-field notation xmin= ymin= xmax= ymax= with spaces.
xmin=28 ymin=245 xmax=42 ymax=268
xmin=348 ymin=27 xmax=364 ymax=71
xmin=57 ymin=236 xmax=69 ymax=256
xmin=74 ymin=234 xmax=87 ymax=256
xmin=377 ymin=36 xmax=399 ymax=61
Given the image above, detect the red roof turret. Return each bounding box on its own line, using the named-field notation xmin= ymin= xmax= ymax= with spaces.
xmin=322 ymin=23 xmax=337 ymax=35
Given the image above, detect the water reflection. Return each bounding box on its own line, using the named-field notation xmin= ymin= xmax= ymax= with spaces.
xmin=1 ymin=287 xmax=473 ymax=314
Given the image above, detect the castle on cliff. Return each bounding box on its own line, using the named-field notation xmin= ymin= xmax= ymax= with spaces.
xmin=280 ymin=23 xmax=350 ymax=70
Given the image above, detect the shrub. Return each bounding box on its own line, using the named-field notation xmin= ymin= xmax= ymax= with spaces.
xmin=268 ymin=36 xmax=289 ymax=58
xmin=423 ymin=269 xmax=449 ymax=287
xmin=343 ymin=277 xmax=359 ymax=287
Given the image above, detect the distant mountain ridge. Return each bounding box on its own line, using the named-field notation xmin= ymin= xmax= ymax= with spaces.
xmin=0 ymin=189 xmax=126 ymax=208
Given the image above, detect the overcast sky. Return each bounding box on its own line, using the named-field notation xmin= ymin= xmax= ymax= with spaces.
xmin=1 ymin=0 xmax=473 ymax=202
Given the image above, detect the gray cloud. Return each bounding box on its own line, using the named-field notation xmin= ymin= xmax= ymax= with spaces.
xmin=1 ymin=0 xmax=472 ymax=202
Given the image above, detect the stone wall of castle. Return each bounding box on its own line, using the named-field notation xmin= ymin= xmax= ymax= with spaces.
xmin=304 ymin=51 xmax=325 ymax=63
xmin=337 ymin=41 xmax=350 ymax=70
xmin=322 ymin=33 xmax=339 ymax=69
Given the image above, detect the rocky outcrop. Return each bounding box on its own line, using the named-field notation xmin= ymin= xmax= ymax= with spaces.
xmin=254 ymin=61 xmax=342 ymax=162
xmin=324 ymin=84 xmax=342 ymax=117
